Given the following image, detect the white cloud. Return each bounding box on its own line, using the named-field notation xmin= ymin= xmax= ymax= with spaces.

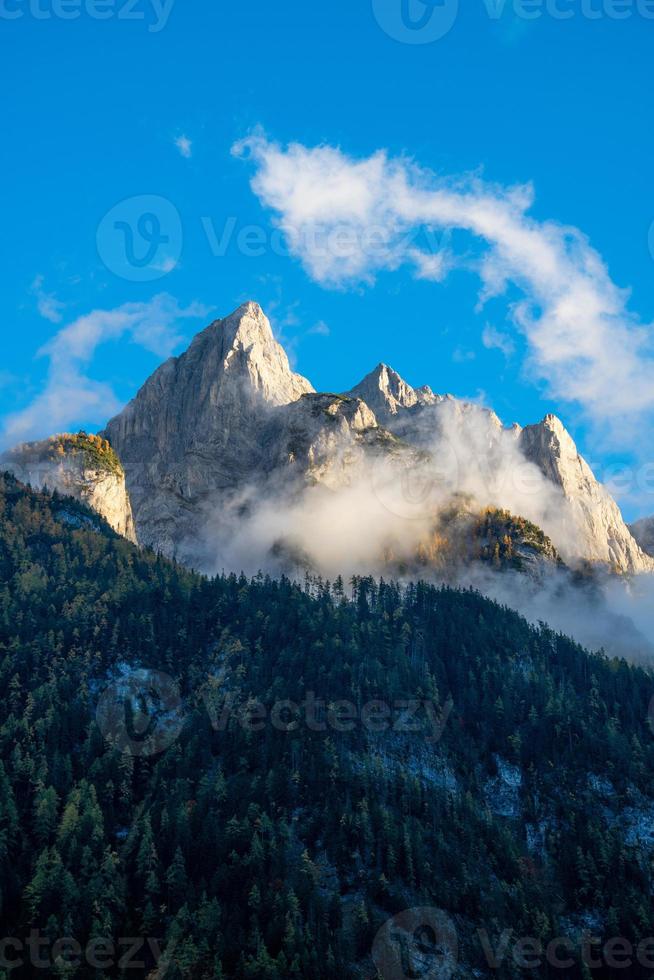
xmin=31 ymin=275 xmax=65 ymax=324
xmin=1 ymin=294 xmax=209 ymax=449
xmin=482 ymin=323 xmax=515 ymax=357
xmin=308 ymin=320 xmax=330 ymax=337
xmin=452 ymin=347 xmax=476 ymax=363
xmin=152 ymin=256 xmax=180 ymax=274
xmin=408 ymin=246 xmax=452 ymax=282
xmin=234 ymin=133 xmax=654 ymax=447
xmin=175 ymin=135 xmax=193 ymax=159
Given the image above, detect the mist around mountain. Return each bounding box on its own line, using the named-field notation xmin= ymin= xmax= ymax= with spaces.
xmin=2 ymin=472 xmax=654 ymax=978
xmin=4 ymin=301 xmax=654 ymax=661
xmin=631 ymin=517 xmax=654 ymax=559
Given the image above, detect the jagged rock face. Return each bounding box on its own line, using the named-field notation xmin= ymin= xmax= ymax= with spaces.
xmin=1 ymin=435 xmax=136 ymax=542
xmin=350 ymin=365 xmax=504 ymax=453
xmin=630 ymin=517 xmax=654 ymax=558
xmin=34 ymin=299 xmax=646 ymax=579
xmin=348 ymin=371 xmax=651 ymax=576
xmin=102 ymin=303 xmax=317 ymax=556
xmin=520 ymin=415 xmax=654 ymax=574
xmin=264 ymin=393 xmax=381 ymax=490
xmin=348 ymin=363 xmax=440 ymax=423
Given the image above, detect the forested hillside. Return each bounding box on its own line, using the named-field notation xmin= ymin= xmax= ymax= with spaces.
xmin=1 ymin=472 xmax=654 ymax=978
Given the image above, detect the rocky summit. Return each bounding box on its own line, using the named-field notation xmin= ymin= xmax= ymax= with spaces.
xmin=5 ymin=301 xmax=653 ymax=578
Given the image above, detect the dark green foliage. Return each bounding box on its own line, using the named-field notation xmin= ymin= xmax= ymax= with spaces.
xmin=0 ymin=472 xmax=653 ymax=979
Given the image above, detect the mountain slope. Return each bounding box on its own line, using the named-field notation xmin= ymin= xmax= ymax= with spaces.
xmin=12 ymin=300 xmax=651 ymax=579
xmin=520 ymin=414 xmax=653 ymax=573
xmin=348 ymin=366 xmax=653 ymax=576
xmin=2 ymin=474 xmax=654 ymax=978
xmin=0 ymin=433 xmax=136 ymax=542
xmin=102 ymin=302 xmax=313 ymax=556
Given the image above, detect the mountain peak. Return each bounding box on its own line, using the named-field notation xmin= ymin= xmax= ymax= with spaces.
xmin=190 ymin=300 xmax=273 ymax=356
xmin=177 ymin=302 xmax=313 ymax=406
xmin=542 ymin=413 xmax=567 ymax=435
xmin=347 ymin=363 xmax=441 ymax=422
xmin=347 ymin=363 xmax=419 ymax=421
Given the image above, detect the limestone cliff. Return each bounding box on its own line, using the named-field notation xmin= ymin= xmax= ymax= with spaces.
xmin=18 ymin=300 xmax=650 ymax=579
xmin=1 ymin=434 xmax=136 ymax=542
xmin=102 ymin=302 xmax=315 ymax=556
xmin=519 ymin=415 xmax=654 ymax=574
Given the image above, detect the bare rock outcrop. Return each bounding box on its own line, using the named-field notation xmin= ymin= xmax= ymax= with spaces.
xmin=13 ymin=301 xmax=648 ymax=579
xmin=520 ymin=415 xmax=653 ymax=574
xmin=102 ymin=302 xmax=316 ymax=556
xmin=1 ymin=434 xmax=136 ymax=542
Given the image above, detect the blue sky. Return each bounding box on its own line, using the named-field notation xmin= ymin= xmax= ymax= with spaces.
xmin=1 ymin=0 xmax=653 ymax=516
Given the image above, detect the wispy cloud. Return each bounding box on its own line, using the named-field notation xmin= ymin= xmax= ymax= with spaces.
xmin=234 ymin=133 xmax=654 ymax=449
xmin=31 ymin=275 xmax=65 ymax=324
xmin=482 ymin=323 xmax=515 ymax=358
xmin=308 ymin=320 xmax=330 ymax=337
xmin=175 ymin=135 xmax=193 ymax=159
xmin=1 ymin=294 xmax=209 ymax=449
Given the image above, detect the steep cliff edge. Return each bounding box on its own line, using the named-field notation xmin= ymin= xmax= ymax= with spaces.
xmin=1 ymin=433 xmax=137 ymax=542
xmin=102 ymin=302 xmax=315 ymax=556
xmin=14 ymin=300 xmax=649 ymax=579
xmin=519 ymin=415 xmax=654 ymax=574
